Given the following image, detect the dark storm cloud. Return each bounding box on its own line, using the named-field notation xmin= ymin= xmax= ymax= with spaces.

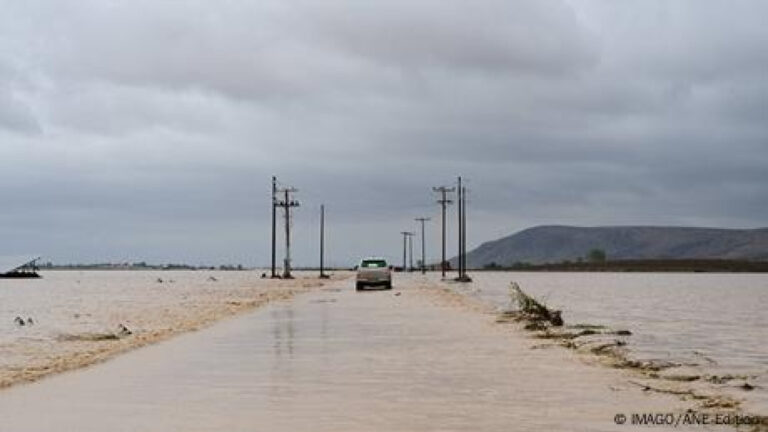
xmin=0 ymin=0 xmax=766 ymax=265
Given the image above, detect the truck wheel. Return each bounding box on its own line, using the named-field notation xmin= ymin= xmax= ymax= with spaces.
xmin=385 ymin=282 xmax=392 ymax=290
xmin=356 ymin=282 xmax=364 ymax=291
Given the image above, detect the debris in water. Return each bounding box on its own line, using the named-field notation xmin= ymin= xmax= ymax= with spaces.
xmin=570 ymin=324 xmax=607 ymax=330
xmin=627 ymin=380 xmax=740 ymax=409
xmin=706 ymin=374 xmax=750 ymax=384
xmin=503 ymin=282 xmax=563 ymax=326
xmin=58 ymin=332 xmax=119 ymax=342
xmin=13 ymin=316 xmax=25 ymax=326
xmin=116 ymin=323 xmax=132 ymax=337
xmin=525 ymin=321 xmax=548 ymax=331
xmin=494 ymin=282 xmax=754 ymax=419
xmin=658 ymin=374 xmax=701 ymax=382
xmin=208 ymin=276 xmax=218 ymax=282
xmin=591 ymin=341 xmax=625 ymax=354
xmin=58 ymin=323 xmax=133 ymax=342
xmin=26 ymin=317 xmax=34 ymax=326
xmin=693 ymin=351 xmax=718 ymax=365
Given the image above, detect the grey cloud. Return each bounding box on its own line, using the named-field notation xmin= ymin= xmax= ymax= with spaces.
xmin=300 ymin=0 xmax=598 ymax=75
xmin=22 ymin=1 xmax=600 ymax=101
xmin=0 ymin=92 xmax=39 ymax=133
xmin=0 ymin=64 xmax=40 ymax=133
xmin=0 ymin=0 xmax=766 ymax=266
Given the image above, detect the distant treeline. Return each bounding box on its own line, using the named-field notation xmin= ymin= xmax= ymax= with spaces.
xmin=481 ymin=259 xmax=768 ymax=273
xmin=41 ymin=263 xmax=352 ymax=272
xmin=40 ymin=262 xmax=246 ymax=271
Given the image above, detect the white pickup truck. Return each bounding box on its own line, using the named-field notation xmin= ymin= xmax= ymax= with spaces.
xmin=355 ymin=257 xmax=392 ymax=290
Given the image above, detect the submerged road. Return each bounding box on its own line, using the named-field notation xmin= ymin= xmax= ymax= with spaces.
xmin=0 ymin=278 xmax=702 ymax=432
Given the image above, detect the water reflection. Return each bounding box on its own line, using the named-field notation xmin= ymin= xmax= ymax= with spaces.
xmin=270 ymin=306 xmax=295 ymax=359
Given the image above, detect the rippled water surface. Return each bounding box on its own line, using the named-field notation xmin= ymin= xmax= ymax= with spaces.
xmin=0 ymin=279 xmax=709 ymax=432
xmin=0 ymin=271 xmax=249 ymax=345
xmin=437 ymin=271 xmax=768 ymax=409
xmin=0 ymin=270 xmax=318 ymax=378
xmin=1 ymin=270 xmax=766 ymax=417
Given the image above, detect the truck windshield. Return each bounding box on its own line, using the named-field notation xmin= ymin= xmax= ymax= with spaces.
xmin=361 ymin=260 xmax=387 ymax=268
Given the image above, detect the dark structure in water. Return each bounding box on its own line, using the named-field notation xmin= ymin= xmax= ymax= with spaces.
xmin=0 ymin=256 xmax=41 ymax=278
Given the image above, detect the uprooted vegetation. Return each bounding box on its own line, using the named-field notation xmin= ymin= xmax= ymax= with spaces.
xmin=497 ymin=283 xmax=641 ymax=365
xmin=498 ymin=282 xmax=680 ymax=371
xmin=497 ymin=282 xmax=563 ymax=327
xmin=496 ymin=282 xmax=755 ymax=414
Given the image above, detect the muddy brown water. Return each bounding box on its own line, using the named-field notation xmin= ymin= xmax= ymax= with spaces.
xmin=0 ymin=270 xmax=328 ymax=385
xmin=0 ymin=277 xmax=724 ymax=432
xmin=438 ymin=271 xmax=768 ymax=413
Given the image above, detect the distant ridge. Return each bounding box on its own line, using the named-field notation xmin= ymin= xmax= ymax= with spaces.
xmin=456 ymin=226 xmax=768 ymax=268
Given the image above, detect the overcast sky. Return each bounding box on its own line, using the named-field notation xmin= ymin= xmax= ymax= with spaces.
xmin=1 ymin=1 xmax=766 ymax=267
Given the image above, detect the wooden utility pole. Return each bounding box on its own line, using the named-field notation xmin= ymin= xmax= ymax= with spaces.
xmin=271 ymin=176 xmax=277 ymax=278
xmin=415 ymin=217 xmax=431 ymax=274
xmin=455 ymin=177 xmax=471 ymax=282
xmin=319 ymin=204 xmax=329 ymax=278
xmin=462 ymin=184 xmax=469 ymax=279
xmin=408 ymin=232 xmax=414 ymax=271
xmin=433 ymin=186 xmax=454 ymax=278
xmin=276 ymin=187 xmax=299 ymax=279
xmin=457 ymin=176 xmax=463 ymax=278
xmin=400 ymin=231 xmax=414 ymax=272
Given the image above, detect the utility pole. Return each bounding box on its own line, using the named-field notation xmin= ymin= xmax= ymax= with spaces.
xmin=462 ymin=184 xmax=470 ymax=281
xmin=457 ymin=176 xmax=463 ymax=279
xmin=320 ymin=204 xmax=329 ymax=279
xmin=276 ymin=186 xmax=299 ymax=279
xmin=408 ymin=232 xmax=414 ymax=272
xmin=456 ymin=177 xmax=471 ymax=282
xmin=271 ymin=176 xmax=277 ymax=278
xmin=319 ymin=204 xmax=329 ymax=279
xmin=400 ymin=231 xmax=414 ymax=272
xmin=415 ymin=217 xmax=431 ymax=274
xmin=433 ymin=186 xmax=454 ymax=278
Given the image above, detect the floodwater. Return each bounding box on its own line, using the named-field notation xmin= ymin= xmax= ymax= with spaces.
xmin=0 ymin=270 xmax=765 ymax=430
xmin=432 ymin=271 xmax=768 ymax=412
xmin=0 ymin=280 xmax=710 ymax=432
xmin=0 ymin=270 xmax=325 ymax=387
xmin=0 ymin=270 xmax=245 ymax=348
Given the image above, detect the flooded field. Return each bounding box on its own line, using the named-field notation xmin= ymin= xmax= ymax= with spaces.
xmin=0 ymin=281 xmax=710 ymax=432
xmin=430 ymin=271 xmax=768 ymax=413
xmin=0 ymin=270 xmax=765 ymax=429
xmin=0 ymin=270 xmax=334 ymax=388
